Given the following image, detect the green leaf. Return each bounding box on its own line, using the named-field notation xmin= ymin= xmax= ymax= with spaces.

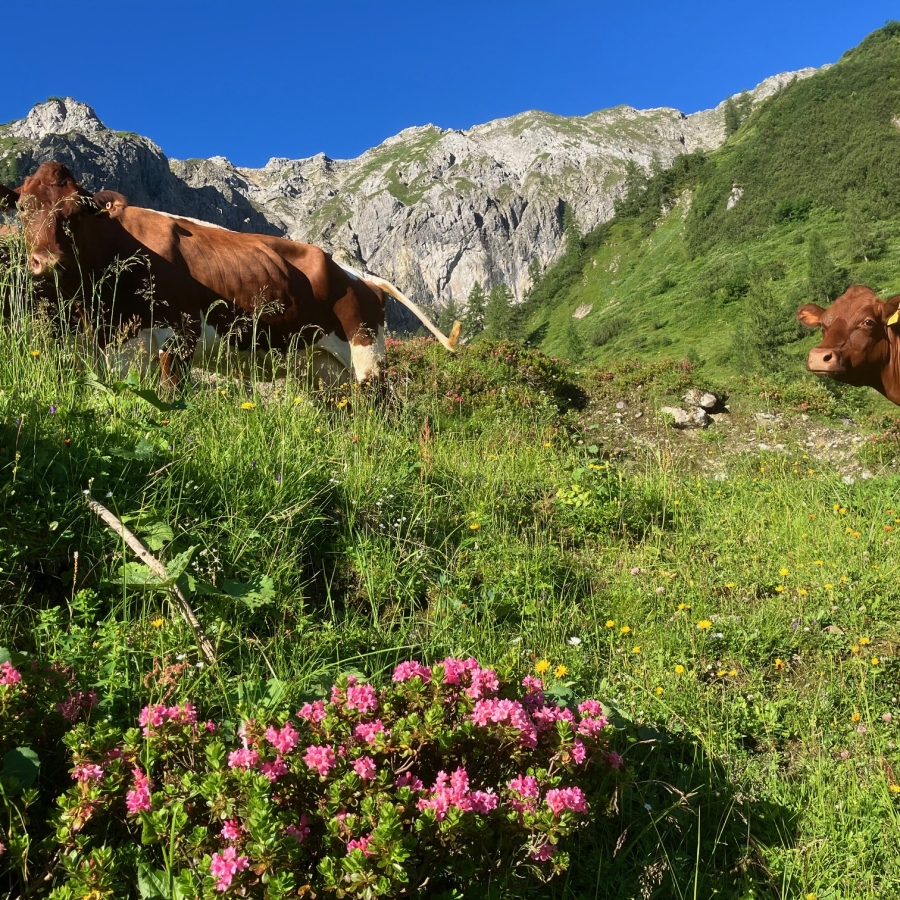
xmin=137 ymin=863 xmax=170 ymax=900
xmin=0 ymin=647 xmax=10 ymax=666
xmin=141 ymin=520 xmax=174 ymax=552
xmin=119 ymin=547 xmax=195 ymax=592
xmin=222 ymin=574 xmax=276 ymax=609
xmin=129 ymin=388 xmax=192 ymax=412
xmin=2 ymin=747 xmax=40 ymax=789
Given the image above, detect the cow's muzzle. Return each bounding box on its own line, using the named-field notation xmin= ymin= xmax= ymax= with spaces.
xmin=807 ymin=347 xmax=845 ymax=376
xmin=28 ymin=250 xmax=61 ymax=278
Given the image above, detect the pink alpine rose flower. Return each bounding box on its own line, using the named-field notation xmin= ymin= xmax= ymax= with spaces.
xmin=545 ymin=786 xmax=589 ymax=816
xmin=0 ymin=661 xmax=22 ymax=685
xmin=265 ymin=721 xmax=299 ymax=754
xmin=304 ymin=744 xmax=337 ymax=776
xmin=227 ymin=749 xmax=260 ymax=770
xmin=353 ymin=756 xmax=377 ymax=780
xmin=297 ymin=700 xmax=327 ymax=723
xmin=125 ymin=768 xmax=152 ymax=814
xmin=210 ymin=846 xmax=249 ymax=892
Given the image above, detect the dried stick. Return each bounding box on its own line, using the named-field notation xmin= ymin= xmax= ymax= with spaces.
xmin=86 ymin=496 xmax=217 ymax=664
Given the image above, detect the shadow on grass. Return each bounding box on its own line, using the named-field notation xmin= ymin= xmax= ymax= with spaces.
xmin=546 ymin=726 xmax=796 ymax=900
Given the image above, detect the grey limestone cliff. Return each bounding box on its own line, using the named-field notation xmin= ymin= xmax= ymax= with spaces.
xmin=0 ymin=70 xmax=820 ymax=320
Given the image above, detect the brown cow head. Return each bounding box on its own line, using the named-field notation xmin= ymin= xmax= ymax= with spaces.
xmin=797 ymin=285 xmax=900 ymax=395
xmin=7 ymin=162 xmax=120 ymax=277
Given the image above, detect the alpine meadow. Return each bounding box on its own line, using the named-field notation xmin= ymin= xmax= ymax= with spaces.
xmin=2 ymin=21 xmax=900 ymax=900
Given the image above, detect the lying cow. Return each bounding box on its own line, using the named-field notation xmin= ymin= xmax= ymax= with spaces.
xmin=0 ymin=161 xmax=459 ymax=384
xmin=797 ymin=285 xmax=900 ymax=404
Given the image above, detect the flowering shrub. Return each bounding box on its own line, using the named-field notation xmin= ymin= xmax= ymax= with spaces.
xmin=47 ymin=658 xmax=623 ymax=898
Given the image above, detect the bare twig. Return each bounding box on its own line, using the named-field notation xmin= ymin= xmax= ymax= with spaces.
xmin=86 ymin=495 xmax=216 ymax=664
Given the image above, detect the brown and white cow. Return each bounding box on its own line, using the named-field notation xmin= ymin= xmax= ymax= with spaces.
xmin=797 ymin=285 xmax=900 ymax=405
xmin=1 ymin=161 xmax=459 ymax=384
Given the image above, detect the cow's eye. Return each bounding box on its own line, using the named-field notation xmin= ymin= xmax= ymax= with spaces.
xmin=864 ymin=318 xmax=876 ymax=327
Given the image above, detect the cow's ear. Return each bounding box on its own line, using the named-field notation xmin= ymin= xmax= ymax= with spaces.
xmin=93 ymin=190 xmax=128 ymax=218
xmin=796 ymin=303 xmax=825 ymax=327
xmin=0 ymin=184 xmax=19 ymax=211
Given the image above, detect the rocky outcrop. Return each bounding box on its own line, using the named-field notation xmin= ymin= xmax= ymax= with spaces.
xmin=0 ymin=71 xmax=821 ymax=318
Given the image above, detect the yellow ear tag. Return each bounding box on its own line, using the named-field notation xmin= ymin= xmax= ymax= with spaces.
xmin=888 ymin=311 xmax=900 ymax=327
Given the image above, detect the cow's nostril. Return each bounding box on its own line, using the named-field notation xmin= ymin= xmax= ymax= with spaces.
xmin=822 ymin=352 xmax=832 ymax=362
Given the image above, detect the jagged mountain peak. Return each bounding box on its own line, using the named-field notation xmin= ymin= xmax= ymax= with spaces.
xmin=8 ymin=97 xmax=106 ymax=140
xmin=0 ymin=66 xmax=822 ymax=318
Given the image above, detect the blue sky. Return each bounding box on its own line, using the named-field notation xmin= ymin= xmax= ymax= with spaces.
xmin=1 ymin=1 xmax=895 ymax=167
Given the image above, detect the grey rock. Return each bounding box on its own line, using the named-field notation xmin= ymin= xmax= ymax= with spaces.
xmin=682 ymin=388 xmax=718 ymax=410
xmin=616 ymin=401 xmax=627 ymax=410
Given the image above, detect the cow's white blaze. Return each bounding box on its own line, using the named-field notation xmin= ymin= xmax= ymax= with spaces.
xmin=350 ymin=325 xmax=385 ymax=383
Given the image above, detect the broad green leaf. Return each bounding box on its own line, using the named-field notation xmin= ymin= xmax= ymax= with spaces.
xmin=2 ymin=747 xmax=40 ymax=789
xmin=137 ymin=863 xmax=170 ymax=900
xmin=119 ymin=547 xmax=195 ymax=591
xmin=222 ymin=574 xmax=276 ymax=609
xmin=129 ymin=389 xmax=192 ymax=412
xmin=141 ymin=520 xmax=174 ymax=552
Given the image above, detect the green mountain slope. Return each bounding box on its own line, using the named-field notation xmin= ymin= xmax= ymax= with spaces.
xmin=527 ymin=23 xmax=900 ymax=384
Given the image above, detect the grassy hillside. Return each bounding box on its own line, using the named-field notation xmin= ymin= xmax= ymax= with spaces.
xmin=527 ymin=23 xmax=900 ymax=398
xmin=1 ymin=246 xmax=899 ymax=897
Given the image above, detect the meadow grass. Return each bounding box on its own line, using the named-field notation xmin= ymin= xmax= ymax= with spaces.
xmin=1 ymin=259 xmax=898 ymax=898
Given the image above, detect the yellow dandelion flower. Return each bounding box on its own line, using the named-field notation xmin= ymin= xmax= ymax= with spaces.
xmin=859 ymin=637 xmax=871 ymax=646
xmin=813 ymin=560 xmax=824 ymax=566
xmin=554 ymin=665 xmax=568 ymax=678
xmin=779 ymin=567 xmax=789 ymax=576
xmin=150 ymin=617 xmax=165 ymax=628
xmin=697 ymin=619 xmax=712 ymax=630
xmin=889 ymin=784 xmax=900 ymax=794
xmin=724 ymin=582 xmax=735 ymax=589
xmin=535 ymin=659 xmax=551 ymax=675
xmin=824 ymin=583 xmax=834 ymax=590
xmin=30 ymin=349 xmax=40 ymax=358
xmin=851 ymin=712 xmax=862 ymax=723
xmin=775 ymin=585 xmax=785 ymax=593
xmin=774 ymin=658 xmax=785 ymax=671
xmin=654 ymin=686 xmax=663 ymax=695
xmin=840 ymin=575 xmax=850 ymax=583
xmin=631 ymin=646 xmax=641 ymax=654
xmin=851 ymin=645 xmax=860 ymax=654
xmin=798 ymin=588 xmax=808 ymax=596
xmin=677 ymin=602 xmax=690 ymax=611
xmin=806 ymin=893 xmax=817 ymax=900
xmin=833 ymin=503 xmax=840 ymax=511
xmin=293 ymin=396 xmax=303 ymax=404
xmin=605 ymin=619 xmax=615 ymax=628
xmin=219 ymin=389 xmax=227 ymax=396
xmin=716 ymin=669 xmax=726 ymax=677
xmin=852 ymin=531 xmax=861 ymax=538
xmin=840 ymin=507 xmax=847 ymax=515
xmin=871 ymin=657 xmax=880 ymax=666
xmin=620 ymin=625 xmax=631 ymax=635
xmin=728 ymin=668 xmax=737 ymax=677
xmin=845 ymin=527 xmax=853 ymax=534
xmin=469 ymin=523 xmax=480 ymax=531
xmin=542 ymin=441 xmax=551 ymax=448
xmin=674 ymin=664 xmax=685 ymax=674
xmin=241 ymin=401 xmax=257 ymax=410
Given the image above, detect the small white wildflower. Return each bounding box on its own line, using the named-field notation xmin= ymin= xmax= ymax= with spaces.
xmin=568 ymin=636 xmax=582 ymax=646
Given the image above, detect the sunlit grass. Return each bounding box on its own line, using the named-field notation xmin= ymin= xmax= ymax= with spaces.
xmin=0 ymin=257 xmax=898 ymax=898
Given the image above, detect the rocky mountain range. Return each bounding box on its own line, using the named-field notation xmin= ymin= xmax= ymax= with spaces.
xmin=0 ymin=69 xmax=819 ymax=319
